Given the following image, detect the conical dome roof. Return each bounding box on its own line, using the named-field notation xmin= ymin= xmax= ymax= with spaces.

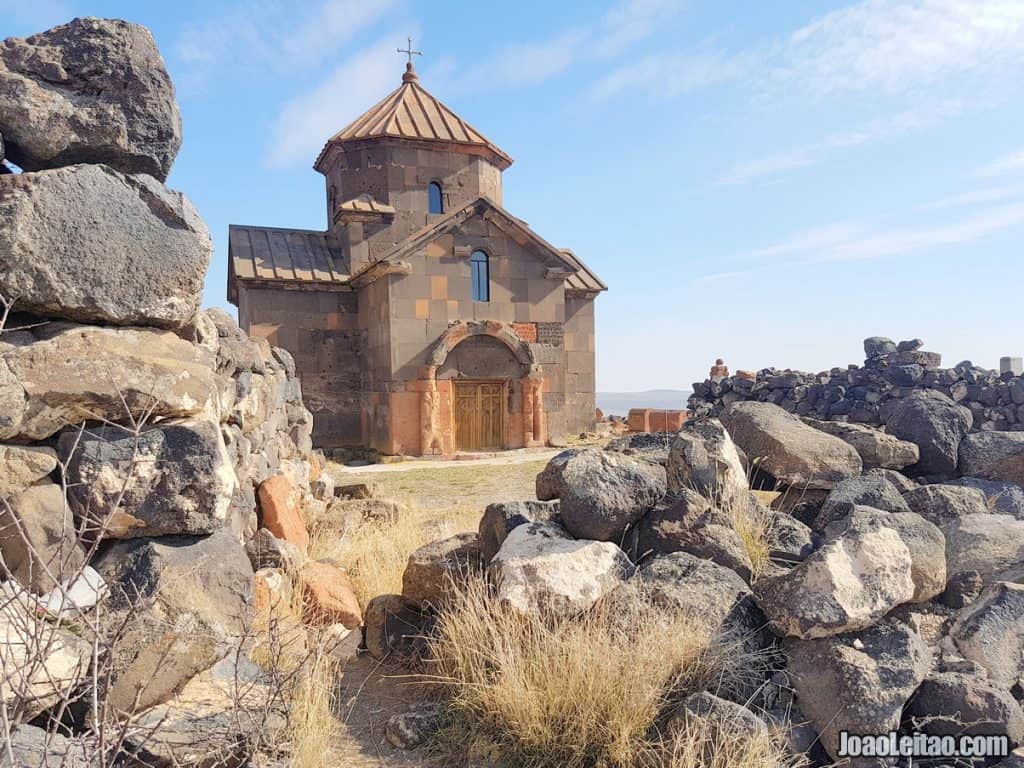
xmin=314 ymin=63 xmax=512 ymax=171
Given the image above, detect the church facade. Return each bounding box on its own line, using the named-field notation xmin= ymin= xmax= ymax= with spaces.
xmin=227 ymin=61 xmax=605 ymax=456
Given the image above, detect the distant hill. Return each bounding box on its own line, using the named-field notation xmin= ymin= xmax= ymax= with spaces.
xmin=596 ymin=389 xmax=691 ymax=417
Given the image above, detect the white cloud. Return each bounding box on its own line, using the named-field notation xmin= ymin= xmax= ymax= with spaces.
xmin=977 ymin=148 xmax=1024 ymax=177
xmin=486 ymin=29 xmax=590 ymax=88
xmin=595 ymin=0 xmax=688 ymax=57
xmin=720 ymin=100 xmax=966 ymax=185
xmin=773 ymin=0 xmax=1024 ymax=96
xmin=916 ymin=185 xmax=1024 ymax=210
xmin=175 ymin=0 xmax=397 ymax=82
xmin=740 ymin=199 xmax=1024 ymax=265
xmin=589 ymin=48 xmax=751 ymax=100
xmin=266 ymin=38 xmax=398 ymax=169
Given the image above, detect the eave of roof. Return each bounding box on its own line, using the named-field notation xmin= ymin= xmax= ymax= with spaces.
xmin=228 ymin=225 xmax=348 ymax=299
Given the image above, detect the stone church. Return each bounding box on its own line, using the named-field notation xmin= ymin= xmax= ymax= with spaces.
xmin=227 ymin=59 xmax=605 ymax=456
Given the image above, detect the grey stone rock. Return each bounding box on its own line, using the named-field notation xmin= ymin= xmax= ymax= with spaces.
xmin=822 ymin=507 xmax=946 ymax=603
xmin=994 ymin=749 xmax=1024 ymax=767
xmin=7 ymin=725 xmax=90 ymax=767
xmin=667 ymin=419 xmax=748 ymax=506
xmin=764 ymin=511 xmax=816 ymax=564
xmin=386 ymin=702 xmax=446 ymax=749
xmin=865 ymin=467 xmax=919 ymax=493
xmin=93 ymin=530 xmax=253 ymax=714
xmin=864 ymin=336 xmax=897 ymax=357
xmin=478 ymin=499 xmax=560 ymax=562
xmin=949 ymin=582 xmax=1024 ymax=691
xmin=0 ymin=444 xmax=56 ymax=498
xmin=488 ymin=521 xmax=631 ymax=617
xmin=0 ymin=324 xmax=220 ymax=442
xmin=953 ymin=477 xmax=1024 ymax=518
xmin=941 ymin=570 xmax=985 ymax=609
xmin=960 ymin=431 xmax=1024 ymax=486
xmin=60 ymin=417 xmax=238 ymax=539
xmin=666 ymin=691 xmax=767 ymax=740
xmin=906 ymin=669 xmax=1024 ymax=743
xmin=364 ymin=593 xmax=434 ymax=662
xmin=721 ymin=401 xmax=862 ymax=489
xmin=813 ymin=474 xmax=911 ymax=531
xmin=903 ymin=484 xmax=990 ymax=526
xmin=755 ymin=520 xmax=916 ymax=638
xmin=885 ymin=389 xmax=973 ymax=476
xmin=898 ymin=338 xmax=924 ymax=352
xmin=206 ymin=306 xmax=264 ymax=376
xmin=401 ymin=532 xmax=482 ymax=608
xmin=0 ymin=18 xmax=180 ymax=178
xmin=556 ymin=448 xmax=666 ymax=542
xmin=943 ymin=514 xmax=1024 ymax=584
xmin=0 ymin=481 xmax=85 ymax=594
xmin=634 ymin=501 xmax=753 ymax=582
xmin=786 ymin=621 xmax=932 ymax=766
xmin=246 ymin=527 xmax=306 ymax=572
xmin=535 ymin=447 xmax=586 ymax=500
xmin=0 ymin=165 xmax=209 ymax=328
xmin=803 ymin=417 xmax=919 ymax=470
xmin=605 ymin=431 xmax=673 ymax=466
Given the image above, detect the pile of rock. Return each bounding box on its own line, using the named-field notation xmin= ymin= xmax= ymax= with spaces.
xmin=380 ymin=400 xmax=1024 ymax=766
xmin=0 ymin=18 xmax=347 ymax=766
xmin=690 ymin=336 xmax=1024 ymax=434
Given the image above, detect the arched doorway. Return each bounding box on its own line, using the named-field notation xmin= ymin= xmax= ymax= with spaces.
xmin=438 ymin=335 xmax=524 ymax=450
xmin=420 ymin=320 xmax=547 ymax=455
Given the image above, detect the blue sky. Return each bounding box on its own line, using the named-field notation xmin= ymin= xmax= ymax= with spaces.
xmin=5 ymin=0 xmax=1024 ymax=391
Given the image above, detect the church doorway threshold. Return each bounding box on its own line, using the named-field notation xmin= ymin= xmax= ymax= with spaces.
xmin=453 ymin=380 xmax=506 ymax=452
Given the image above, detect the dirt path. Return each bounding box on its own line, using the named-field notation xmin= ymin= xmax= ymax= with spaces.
xmin=333 ymin=447 xmax=562 ymax=474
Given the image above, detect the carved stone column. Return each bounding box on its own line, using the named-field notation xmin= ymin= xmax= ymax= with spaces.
xmin=521 ymin=376 xmax=535 ymax=446
xmin=420 ymin=366 xmax=441 ymax=455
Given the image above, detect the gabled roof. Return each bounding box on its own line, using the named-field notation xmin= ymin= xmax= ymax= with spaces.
xmin=227 ymin=225 xmax=347 ymax=303
xmin=350 ymin=197 xmax=607 ymax=294
xmin=314 ymin=64 xmax=513 ymax=171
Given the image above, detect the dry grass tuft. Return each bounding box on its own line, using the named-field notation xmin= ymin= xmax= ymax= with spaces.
xmin=287 ymin=651 xmax=343 ymax=768
xmin=724 ymin=498 xmax=773 ymax=581
xmin=645 ymin=717 xmax=806 ymax=768
xmin=425 ymin=577 xmax=763 ymax=768
xmin=309 ymin=500 xmax=479 ymax=609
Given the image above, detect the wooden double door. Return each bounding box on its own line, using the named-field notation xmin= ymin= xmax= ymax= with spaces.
xmin=454 ymin=380 xmax=506 ymax=451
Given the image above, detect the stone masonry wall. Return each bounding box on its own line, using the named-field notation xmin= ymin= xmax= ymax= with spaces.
xmin=689 ymin=336 xmax=1024 ymax=432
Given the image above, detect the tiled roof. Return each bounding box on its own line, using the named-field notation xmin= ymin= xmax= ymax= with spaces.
xmin=559 ymin=249 xmax=607 ymax=293
xmin=228 ymin=225 xmax=347 ymax=286
xmin=314 ymin=64 xmax=512 ymax=170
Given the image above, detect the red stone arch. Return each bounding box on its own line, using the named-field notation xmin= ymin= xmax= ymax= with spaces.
xmin=419 ymin=320 xmax=545 ymax=455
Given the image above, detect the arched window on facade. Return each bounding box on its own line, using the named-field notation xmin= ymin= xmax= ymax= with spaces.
xmin=428 ymin=181 xmax=444 ymax=214
xmin=470 ymin=250 xmax=490 ymax=302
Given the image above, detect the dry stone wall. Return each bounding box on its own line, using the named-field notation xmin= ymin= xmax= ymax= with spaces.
xmin=689 ymin=336 xmax=1024 ymax=433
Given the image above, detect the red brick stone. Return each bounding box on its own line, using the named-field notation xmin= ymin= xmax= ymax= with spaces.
xmin=512 ymin=322 xmax=538 ymax=343
xmin=299 ymin=561 xmax=363 ymax=628
xmin=257 ymin=475 xmax=309 ymax=553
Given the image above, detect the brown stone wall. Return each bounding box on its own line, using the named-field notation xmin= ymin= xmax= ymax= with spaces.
xmin=237 ymin=285 xmax=364 ymax=448
xmin=563 ymin=295 xmax=597 ymax=435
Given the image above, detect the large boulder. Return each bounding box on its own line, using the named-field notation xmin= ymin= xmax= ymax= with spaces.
xmin=0 ymin=482 xmax=85 ymax=594
xmin=0 ymin=164 xmax=209 ymax=329
xmin=402 ymin=532 xmax=482 ymax=608
xmin=666 ymin=419 xmax=748 ymax=506
xmin=720 ymin=401 xmax=862 ymax=489
xmin=7 ymin=726 xmax=90 ymax=768
xmin=0 ymin=324 xmax=221 ymax=442
xmin=60 ymin=418 xmax=238 ymax=539
xmin=0 ymin=444 xmax=56 ymax=498
xmin=93 ymin=531 xmax=253 ymax=714
xmin=943 ymin=514 xmax=1024 ymax=585
xmin=633 ymin=501 xmax=753 ymax=582
xmin=755 ymin=522 xmax=915 ymax=638
xmin=804 ymin=417 xmax=919 ymax=470
xmin=478 ymin=499 xmax=560 ymax=562
xmin=0 ymin=18 xmax=180 ymax=179
xmin=364 ymin=593 xmax=434 ymax=662
xmin=298 ymin=560 xmax=362 ymax=628
xmin=602 ymin=551 xmax=767 ymax=648
xmin=488 ymin=521 xmax=632 ymax=617
xmin=948 ymin=582 xmax=1024 ymax=690
xmin=821 ymin=508 xmax=946 ymax=603
xmin=555 ymin=448 xmax=666 ymax=542
xmin=902 ymin=483 xmax=991 ymax=526
xmin=959 ymin=432 xmax=1024 ymax=486
xmin=906 ymin=669 xmax=1024 ymax=743
xmin=786 ymin=621 xmax=932 ymax=766
xmin=813 ymin=474 xmax=911 ymax=531
xmin=535 ymin=448 xmax=585 ymax=500
xmin=884 ymin=389 xmax=972 ymax=477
